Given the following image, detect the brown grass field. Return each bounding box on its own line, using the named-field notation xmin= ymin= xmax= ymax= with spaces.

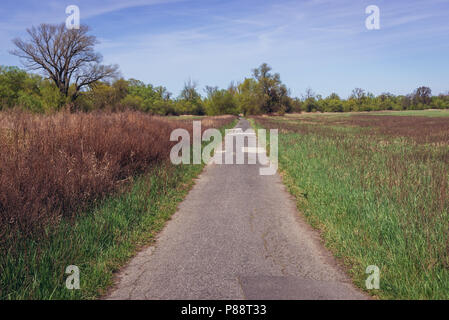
xmin=0 ymin=111 xmax=234 ymax=244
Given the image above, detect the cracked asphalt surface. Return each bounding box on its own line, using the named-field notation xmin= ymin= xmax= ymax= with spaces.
xmin=106 ymin=118 xmax=367 ymax=300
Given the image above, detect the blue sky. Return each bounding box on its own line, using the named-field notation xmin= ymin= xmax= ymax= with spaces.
xmin=1 ymin=0 xmax=448 ymax=98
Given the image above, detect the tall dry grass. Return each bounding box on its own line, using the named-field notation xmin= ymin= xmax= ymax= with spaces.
xmin=0 ymin=111 xmax=234 ymax=245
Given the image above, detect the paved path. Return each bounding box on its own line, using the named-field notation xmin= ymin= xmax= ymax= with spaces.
xmin=106 ymin=119 xmax=367 ymax=300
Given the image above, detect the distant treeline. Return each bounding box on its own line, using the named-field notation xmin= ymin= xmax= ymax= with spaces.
xmin=1 ymin=64 xmax=448 ymax=115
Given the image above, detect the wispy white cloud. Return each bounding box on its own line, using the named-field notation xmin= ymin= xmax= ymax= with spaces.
xmin=1 ymin=0 xmax=183 ymax=30
xmin=2 ymin=0 xmax=448 ymax=96
xmin=79 ymin=0 xmax=184 ymax=19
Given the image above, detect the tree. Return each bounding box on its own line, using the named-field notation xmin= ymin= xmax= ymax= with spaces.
xmin=251 ymin=63 xmax=292 ymax=114
xmin=322 ymin=93 xmax=343 ymax=112
xmin=11 ymin=23 xmax=119 ymax=104
xmin=377 ymin=92 xmax=396 ymax=110
xmin=291 ymin=97 xmax=303 ymax=113
xmin=302 ymin=88 xmax=317 ymax=112
xmin=178 ymin=79 xmax=204 ymax=115
xmin=180 ymin=79 xmax=201 ymax=102
xmin=351 ymin=88 xmax=366 ymax=101
xmin=204 ymin=85 xmax=238 ymax=115
xmin=236 ymin=78 xmax=263 ymax=115
xmin=349 ymin=88 xmax=367 ymax=111
xmin=413 ymin=86 xmax=432 ymax=105
xmin=328 ymin=92 xmax=340 ymax=100
xmin=252 ymin=63 xmax=279 ymax=113
xmin=303 ymin=87 xmax=315 ymax=100
xmin=0 ymin=66 xmax=28 ymax=109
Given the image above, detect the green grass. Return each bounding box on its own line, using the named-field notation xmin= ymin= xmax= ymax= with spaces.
xmin=1 ymin=120 xmax=237 ymax=300
xmin=1 ymin=163 xmax=203 ymax=300
xmin=361 ymin=109 xmax=449 ymax=117
xmin=166 ymin=115 xmax=206 ymax=120
xmin=252 ymin=117 xmax=449 ymax=299
xmin=284 ymin=109 xmax=449 ymax=118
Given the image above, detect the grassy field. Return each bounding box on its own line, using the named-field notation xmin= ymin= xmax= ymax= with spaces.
xmin=368 ymin=110 xmax=449 ymax=117
xmin=252 ymin=111 xmax=449 ymax=299
xmin=0 ymin=111 xmax=236 ymax=299
xmin=283 ymin=109 xmax=449 ymax=118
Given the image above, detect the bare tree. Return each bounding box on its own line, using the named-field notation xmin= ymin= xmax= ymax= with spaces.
xmin=204 ymin=85 xmax=219 ymax=99
xmin=11 ymin=23 xmax=119 ymax=103
xmin=303 ymin=87 xmax=315 ymax=100
xmin=414 ymin=86 xmax=432 ymax=105
xmin=351 ymin=88 xmax=366 ymax=100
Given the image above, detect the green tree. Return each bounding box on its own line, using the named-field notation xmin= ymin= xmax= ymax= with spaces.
xmin=178 ymin=80 xmax=204 ymax=115
xmin=204 ymin=85 xmax=238 ymax=115
xmin=322 ymin=93 xmax=343 ymax=112
xmin=236 ymin=78 xmax=263 ymax=115
xmin=0 ymin=66 xmax=28 ymax=109
xmin=252 ymin=63 xmax=291 ymax=114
